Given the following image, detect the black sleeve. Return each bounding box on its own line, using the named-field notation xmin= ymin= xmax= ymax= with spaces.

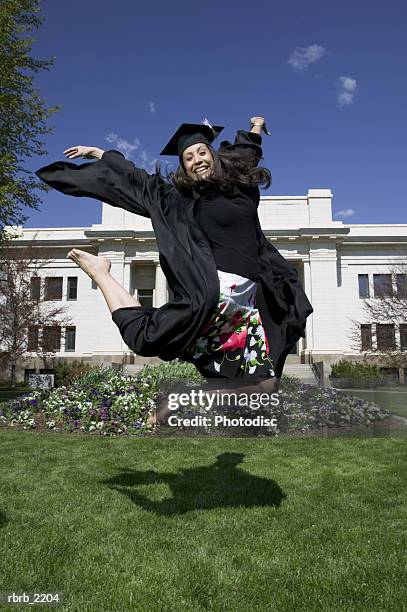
xmin=35 ymin=150 xmax=165 ymax=218
xmin=218 ymin=130 xmax=263 ymax=167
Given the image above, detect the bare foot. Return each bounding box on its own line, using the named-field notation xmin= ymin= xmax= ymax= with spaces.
xmin=67 ymin=249 xmax=111 ymax=281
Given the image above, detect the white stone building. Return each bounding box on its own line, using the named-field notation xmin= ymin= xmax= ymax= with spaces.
xmin=4 ymin=189 xmax=407 ymax=383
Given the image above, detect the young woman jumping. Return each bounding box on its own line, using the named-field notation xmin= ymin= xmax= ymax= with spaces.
xmin=36 ymin=117 xmax=312 ymax=411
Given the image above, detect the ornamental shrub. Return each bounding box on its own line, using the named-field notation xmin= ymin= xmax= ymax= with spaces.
xmin=53 ymin=359 xmax=97 ymax=387
xmin=140 ymin=360 xmax=204 ymax=390
xmin=330 ymin=360 xmax=383 ymax=380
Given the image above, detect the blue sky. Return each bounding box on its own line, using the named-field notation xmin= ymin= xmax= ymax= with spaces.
xmin=25 ymin=0 xmax=407 ymax=227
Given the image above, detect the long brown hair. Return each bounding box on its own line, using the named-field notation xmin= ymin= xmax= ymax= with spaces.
xmin=161 ymin=145 xmax=271 ymax=195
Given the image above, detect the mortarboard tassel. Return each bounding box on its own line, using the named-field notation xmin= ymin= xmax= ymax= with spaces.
xmin=201 ymin=117 xmax=213 ymax=130
xmin=201 ymin=117 xmax=216 ymax=136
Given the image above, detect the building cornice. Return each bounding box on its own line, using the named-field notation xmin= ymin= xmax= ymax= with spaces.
xmin=262 ymin=227 xmax=350 ymax=241
xmin=84 ymin=230 xmax=156 ymax=243
xmin=85 ymin=230 xmax=154 ymax=238
xmin=9 ymin=226 xmax=407 ymax=248
xmin=7 ymin=239 xmax=92 ymax=248
xmin=342 ymin=235 xmax=407 ymax=245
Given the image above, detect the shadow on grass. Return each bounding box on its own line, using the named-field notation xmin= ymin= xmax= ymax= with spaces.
xmin=0 ymin=512 xmax=8 ymax=528
xmin=101 ymin=452 xmax=285 ymax=516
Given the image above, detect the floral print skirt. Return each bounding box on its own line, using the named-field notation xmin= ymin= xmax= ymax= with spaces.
xmin=185 ymin=270 xmax=275 ymax=380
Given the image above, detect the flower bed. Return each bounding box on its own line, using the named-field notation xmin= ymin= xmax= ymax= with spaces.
xmin=0 ymin=364 xmax=391 ymax=437
xmin=0 ymin=367 xmax=156 ymax=436
xmin=275 ymin=383 xmax=389 ymax=434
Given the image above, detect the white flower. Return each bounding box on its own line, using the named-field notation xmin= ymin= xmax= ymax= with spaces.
xmin=245 ymin=350 xmax=257 ymax=363
xmin=249 ymin=365 xmax=257 ymax=374
xmin=256 ymin=327 xmax=265 ymax=340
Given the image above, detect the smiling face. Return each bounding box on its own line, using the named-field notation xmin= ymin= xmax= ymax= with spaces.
xmin=182 ymin=142 xmax=214 ymax=181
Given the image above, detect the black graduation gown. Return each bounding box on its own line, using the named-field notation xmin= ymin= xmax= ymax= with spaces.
xmin=35 ymin=131 xmax=313 ymax=378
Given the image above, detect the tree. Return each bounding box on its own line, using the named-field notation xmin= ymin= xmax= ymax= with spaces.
xmin=0 ymin=0 xmax=61 ymax=232
xmin=350 ymin=261 xmax=407 ymax=373
xmin=0 ymin=241 xmax=72 ymax=387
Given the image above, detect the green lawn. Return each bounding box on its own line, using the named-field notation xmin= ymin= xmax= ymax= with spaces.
xmin=0 ymin=432 xmax=406 ymax=611
xmin=339 ymin=389 xmax=407 ymax=418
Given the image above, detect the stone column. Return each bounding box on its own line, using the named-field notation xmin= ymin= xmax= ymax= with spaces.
xmin=302 ymin=258 xmax=314 ymax=354
xmin=154 ymin=262 xmax=167 ymax=307
xmin=308 ymin=239 xmax=345 ymax=356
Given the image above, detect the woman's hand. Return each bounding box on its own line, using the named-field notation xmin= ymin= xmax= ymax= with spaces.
xmin=63 ymin=146 xmax=105 ymax=160
xmin=249 ymin=117 xmax=271 ymax=135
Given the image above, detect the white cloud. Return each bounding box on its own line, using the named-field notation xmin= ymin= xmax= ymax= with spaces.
xmin=287 ymin=45 xmax=326 ymax=72
xmin=105 ymin=132 xmax=119 ymax=144
xmin=139 ymin=150 xmax=158 ymax=172
xmin=337 ymin=76 xmax=358 ymax=106
xmin=104 ymin=132 xmax=158 ymax=172
xmin=104 ymin=133 xmax=140 ymax=157
xmin=149 ymin=101 xmax=157 ymax=114
xmin=334 ymin=208 xmax=356 ymax=218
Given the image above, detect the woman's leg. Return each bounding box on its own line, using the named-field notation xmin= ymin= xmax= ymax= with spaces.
xmin=67 ymin=248 xmax=141 ymax=311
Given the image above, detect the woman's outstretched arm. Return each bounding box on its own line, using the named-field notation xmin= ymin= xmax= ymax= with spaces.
xmin=218 ymin=121 xmax=264 ymax=167
xmin=63 ymin=145 xmax=105 ymax=160
xmin=36 ymin=145 xmax=168 ymax=219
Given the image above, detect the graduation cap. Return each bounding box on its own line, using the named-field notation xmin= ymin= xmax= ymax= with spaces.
xmin=160 ymin=119 xmax=224 ymax=158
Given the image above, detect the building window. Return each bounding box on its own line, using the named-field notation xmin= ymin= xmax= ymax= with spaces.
xmin=65 ymin=326 xmax=76 ymax=351
xmin=358 ymin=274 xmax=369 ymax=298
xmin=24 ymin=368 xmax=36 ymax=385
xmin=373 ymin=274 xmax=392 ymax=298
xmin=131 ymin=264 xmax=155 ymax=306
xmin=361 ymin=324 xmax=372 ymax=351
xmin=138 ymin=289 xmax=153 ymax=308
xmin=27 ymin=326 xmax=39 ymax=351
xmin=67 ymin=277 xmax=78 ymax=301
xmin=380 ymin=367 xmax=399 ymax=380
xmin=42 ymin=326 xmax=61 ymax=351
xmin=376 ymin=324 xmax=396 ymax=351
xmin=30 ymin=276 xmax=41 ymax=300
xmin=400 ymin=324 xmax=407 ymax=351
xmin=44 ymin=277 xmax=63 ymax=300
xmin=396 ymin=274 xmax=407 ymax=299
